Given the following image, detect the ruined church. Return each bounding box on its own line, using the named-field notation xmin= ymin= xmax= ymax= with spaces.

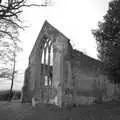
xmin=22 ymin=21 xmax=113 ymax=106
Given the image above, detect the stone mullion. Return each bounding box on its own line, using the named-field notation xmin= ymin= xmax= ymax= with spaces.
xmin=44 ymin=40 xmax=50 ymax=86
xmin=39 ymin=43 xmax=45 ymax=85
xmin=45 ymin=42 xmax=50 ymax=103
xmin=50 ymin=42 xmax=53 ymax=85
xmin=40 ymin=37 xmax=49 ymax=101
xmin=40 ymin=48 xmax=45 ymax=101
xmin=48 ymin=47 xmax=50 ymax=86
xmin=43 ymin=46 xmax=47 ymax=86
xmin=48 ymin=42 xmax=52 ymax=86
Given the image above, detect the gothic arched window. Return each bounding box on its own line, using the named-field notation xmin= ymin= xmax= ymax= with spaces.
xmin=41 ymin=37 xmax=53 ymax=86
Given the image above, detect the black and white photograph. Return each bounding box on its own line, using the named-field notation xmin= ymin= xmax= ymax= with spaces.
xmin=1 ymin=0 xmax=120 ymax=120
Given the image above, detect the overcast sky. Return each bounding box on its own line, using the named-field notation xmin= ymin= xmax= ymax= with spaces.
xmin=0 ymin=0 xmax=110 ymax=90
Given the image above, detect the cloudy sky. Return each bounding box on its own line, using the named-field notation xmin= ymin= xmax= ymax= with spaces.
xmin=18 ymin=0 xmax=109 ymax=70
xmin=19 ymin=0 xmax=108 ymax=63
xmin=0 ymin=0 xmax=110 ymax=90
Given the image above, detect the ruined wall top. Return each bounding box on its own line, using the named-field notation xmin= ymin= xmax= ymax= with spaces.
xmin=28 ymin=20 xmax=104 ymax=75
xmin=70 ymin=49 xmax=104 ymax=75
xmin=29 ymin=20 xmax=70 ymax=61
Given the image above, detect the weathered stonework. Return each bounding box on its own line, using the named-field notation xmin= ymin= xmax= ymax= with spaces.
xmin=22 ymin=20 xmax=115 ymax=106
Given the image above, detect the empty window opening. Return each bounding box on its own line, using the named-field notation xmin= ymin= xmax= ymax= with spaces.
xmin=41 ymin=37 xmax=53 ymax=87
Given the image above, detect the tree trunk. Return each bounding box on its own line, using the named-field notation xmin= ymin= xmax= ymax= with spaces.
xmin=8 ymin=52 xmax=16 ymax=101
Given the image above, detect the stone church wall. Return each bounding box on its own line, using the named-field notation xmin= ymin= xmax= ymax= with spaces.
xmin=61 ymin=48 xmax=115 ymax=105
xmin=22 ymin=21 xmax=115 ymax=106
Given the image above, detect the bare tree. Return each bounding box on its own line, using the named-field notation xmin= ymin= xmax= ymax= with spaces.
xmin=8 ymin=38 xmax=22 ymax=101
xmin=0 ymin=0 xmax=23 ymax=100
xmin=0 ymin=0 xmax=51 ymax=38
xmin=0 ymin=0 xmax=54 ymax=101
xmin=0 ymin=23 xmax=22 ymax=101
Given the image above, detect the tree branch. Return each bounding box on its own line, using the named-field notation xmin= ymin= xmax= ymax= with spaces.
xmin=0 ymin=30 xmax=13 ymax=39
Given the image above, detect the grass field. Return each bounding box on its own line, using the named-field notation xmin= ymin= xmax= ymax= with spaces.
xmin=0 ymin=100 xmax=120 ymax=120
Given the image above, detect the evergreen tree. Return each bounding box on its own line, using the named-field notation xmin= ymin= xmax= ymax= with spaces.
xmin=92 ymin=0 xmax=120 ymax=83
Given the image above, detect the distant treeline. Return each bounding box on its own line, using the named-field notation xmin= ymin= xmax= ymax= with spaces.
xmin=0 ymin=90 xmax=21 ymax=101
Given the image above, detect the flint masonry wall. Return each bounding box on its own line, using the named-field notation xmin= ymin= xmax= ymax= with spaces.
xmin=70 ymin=50 xmax=105 ymax=104
xmin=61 ymin=47 xmax=106 ymax=105
xmin=52 ymin=34 xmax=69 ymax=106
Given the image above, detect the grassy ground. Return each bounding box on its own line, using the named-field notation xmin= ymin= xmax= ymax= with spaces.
xmin=0 ymin=101 xmax=120 ymax=120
